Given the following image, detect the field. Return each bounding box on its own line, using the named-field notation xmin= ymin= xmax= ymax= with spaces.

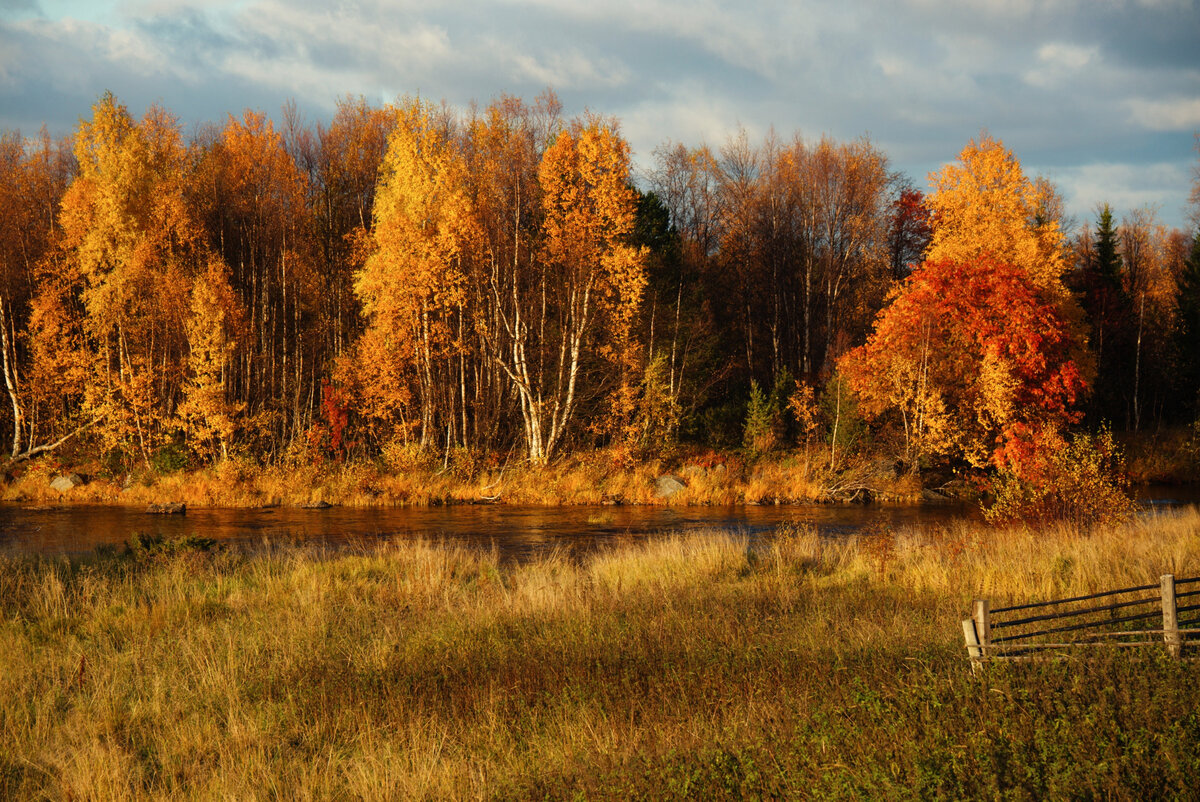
xmin=2 ymin=509 xmax=1199 ymax=799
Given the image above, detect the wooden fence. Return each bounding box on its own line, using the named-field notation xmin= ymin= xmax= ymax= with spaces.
xmin=963 ymin=574 xmax=1200 ymax=664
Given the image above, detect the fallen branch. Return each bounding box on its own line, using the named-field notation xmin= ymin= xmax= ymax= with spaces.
xmin=10 ymin=417 xmax=103 ymax=464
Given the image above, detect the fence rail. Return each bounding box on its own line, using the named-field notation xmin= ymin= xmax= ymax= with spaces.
xmin=963 ymin=574 xmax=1200 ymax=665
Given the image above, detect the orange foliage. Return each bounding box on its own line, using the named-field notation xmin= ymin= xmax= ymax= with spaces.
xmin=52 ymin=93 xmax=201 ymax=462
xmin=177 ymin=258 xmax=245 ymax=460
xmin=839 ymin=255 xmax=1086 ymax=473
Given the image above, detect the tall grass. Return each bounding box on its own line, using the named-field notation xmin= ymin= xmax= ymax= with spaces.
xmin=2 ymin=509 xmax=1199 ymax=798
xmin=1 ymin=448 xmax=906 ymax=508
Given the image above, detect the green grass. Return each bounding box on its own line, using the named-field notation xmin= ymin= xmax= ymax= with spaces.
xmin=2 ymin=510 xmax=1199 ymax=799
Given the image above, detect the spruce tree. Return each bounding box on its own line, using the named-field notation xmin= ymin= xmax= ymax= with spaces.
xmin=1176 ymin=232 xmax=1200 ymax=419
xmin=1082 ymin=204 xmax=1132 ymax=423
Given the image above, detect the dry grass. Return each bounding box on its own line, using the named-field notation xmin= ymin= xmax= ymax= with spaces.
xmin=2 ymin=509 xmax=1199 ymax=798
xmin=1121 ymin=427 xmax=1200 ymax=484
xmin=0 ymin=447 xmax=932 ymax=509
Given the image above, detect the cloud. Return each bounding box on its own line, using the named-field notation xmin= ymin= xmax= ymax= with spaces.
xmin=1023 ymin=42 xmax=1098 ymax=88
xmin=0 ymin=0 xmax=39 ymax=15
xmin=1045 ymin=160 xmax=1193 ymax=225
xmin=0 ymin=0 xmax=1196 ymax=228
xmin=1126 ymin=98 xmax=1200 ymax=132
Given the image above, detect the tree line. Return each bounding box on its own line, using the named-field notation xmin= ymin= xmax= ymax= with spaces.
xmin=0 ymin=90 xmax=1197 ymax=473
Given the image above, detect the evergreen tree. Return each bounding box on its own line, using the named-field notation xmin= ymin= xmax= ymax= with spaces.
xmin=1080 ymin=204 xmax=1132 ymax=423
xmin=1176 ymin=232 xmax=1200 ymax=418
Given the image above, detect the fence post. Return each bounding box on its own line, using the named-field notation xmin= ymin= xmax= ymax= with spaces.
xmin=973 ymin=598 xmax=991 ymax=660
xmin=962 ymin=618 xmax=982 ymax=665
xmin=1161 ymin=574 xmax=1180 ymax=659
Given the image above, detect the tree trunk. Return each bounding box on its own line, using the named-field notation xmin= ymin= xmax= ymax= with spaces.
xmin=0 ymin=294 xmax=23 ymax=458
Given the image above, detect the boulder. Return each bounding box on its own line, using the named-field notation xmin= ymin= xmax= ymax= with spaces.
xmin=654 ymin=474 xmax=687 ymax=499
xmin=146 ymin=502 xmax=186 ymax=515
xmin=681 ymin=464 xmax=706 ymax=479
xmin=50 ymin=473 xmax=86 ymax=493
xmin=299 ymin=500 xmax=333 ymax=509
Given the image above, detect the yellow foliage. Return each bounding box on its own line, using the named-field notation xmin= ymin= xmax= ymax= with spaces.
xmin=539 ymin=118 xmax=648 ymax=368
xmin=54 ymin=93 xmax=202 ymax=463
xmin=926 ymin=133 xmax=1069 ymax=297
xmin=350 ymin=99 xmax=478 ymax=439
xmin=177 ymin=258 xmax=245 ymax=461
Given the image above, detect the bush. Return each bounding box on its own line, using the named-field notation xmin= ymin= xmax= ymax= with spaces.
xmin=381 ymin=440 xmax=434 ymax=474
xmin=151 ymin=441 xmax=189 ymax=475
xmin=125 ymin=532 xmax=218 ymax=562
xmin=985 ymin=427 xmax=1136 ymax=527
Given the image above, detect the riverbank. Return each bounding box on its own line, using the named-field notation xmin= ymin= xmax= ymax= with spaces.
xmin=1 ymin=449 xmax=950 ymax=509
xmin=3 ymin=509 xmax=1199 ymax=798
xmin=5 ymin=427 xmax=1193 ymax=511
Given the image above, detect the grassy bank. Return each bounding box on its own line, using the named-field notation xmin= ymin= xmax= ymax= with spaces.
xmin=3 ymin=510 xmax=1199 ymax=798
xmin=1 ymin=448 xmax=926 ymax=508
xmin=1121 ymin=426 xmax=1200 ymax=484
xmin=8 ymin=424 xmax=1196 ymax=510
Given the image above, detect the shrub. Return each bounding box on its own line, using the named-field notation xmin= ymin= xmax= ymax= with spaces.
xmin=381 ymin=439 xmax=434 ymax=474
xmin=151 ymin=441 xmax=189 ymax=475
xmin=125 ymin=532 xmax=218 ymax=563
xmin=985 ymin=427 xmax=1136 ymax=527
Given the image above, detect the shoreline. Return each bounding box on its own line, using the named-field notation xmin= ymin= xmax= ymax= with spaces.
xmin=3 ymin=431 xmax=1194 ymax=512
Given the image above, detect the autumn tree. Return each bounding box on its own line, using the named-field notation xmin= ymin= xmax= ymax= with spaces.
xmin=810 ymin=136 xmax=891 ymax=372
xmin=839 ymin=255 xmax=1086 ymax=473
xmin=458 ymin=92 xmax=558 ymax=455
xmin=348 ymin=98 xmax=475 ymax=449
xmin=500 ymin=116 xmax=646 ymax=463
xmin=192 ymin=109 xmax=318 ymax=454
xmin=926 ymin=133 xmax=1071 ymax=297
xmin=177 ymin=257 xmax=245 ymax=460
xmin=1118 ymin=207 xmax=1178 ymax=430
xmin=886 ymin=182 xmax=931 ymax=279
xmin=647 ymin=130 xmax=893 ymax=445
xmin=313 ymin=97 xmax=395 ymax=357
xmin=0 ymin=128 xmax=74 ymax=458
xmin=51 ymin=93 xmax=200 ymax=465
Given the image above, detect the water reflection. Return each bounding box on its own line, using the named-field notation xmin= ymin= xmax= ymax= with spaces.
xmin=0 ymin=501 xmax=983 ymax=559
xmin=0 ymin=483 xmax=1193 ymax=560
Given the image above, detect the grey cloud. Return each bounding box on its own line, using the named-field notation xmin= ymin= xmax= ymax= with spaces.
xmin=0 ymin=0 xmax=39 ymax=16
xmin=0 ymin=0 xmax=1196 ymax=228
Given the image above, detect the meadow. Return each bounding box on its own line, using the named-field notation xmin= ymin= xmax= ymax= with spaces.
xmin=2 ymin=507 xmax=1199 ymax=799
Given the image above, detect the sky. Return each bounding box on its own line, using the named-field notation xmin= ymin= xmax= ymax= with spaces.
xmin=1 ymin=0 xmax=1198 ymax=231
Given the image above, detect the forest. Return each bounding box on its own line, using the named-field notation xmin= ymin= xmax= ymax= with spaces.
xmin=1 ymin=90 xmax=1198 ymax=507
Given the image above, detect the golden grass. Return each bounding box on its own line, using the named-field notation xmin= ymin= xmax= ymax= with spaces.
xmin=1 ymin=447 xmax=930 ymax=509
xmin=2 ymin=508 xmax=1199 ymax=798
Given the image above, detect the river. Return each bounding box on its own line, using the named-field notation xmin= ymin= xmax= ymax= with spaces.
xmin=1 ymin=485 xmax=1196 ymax=559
